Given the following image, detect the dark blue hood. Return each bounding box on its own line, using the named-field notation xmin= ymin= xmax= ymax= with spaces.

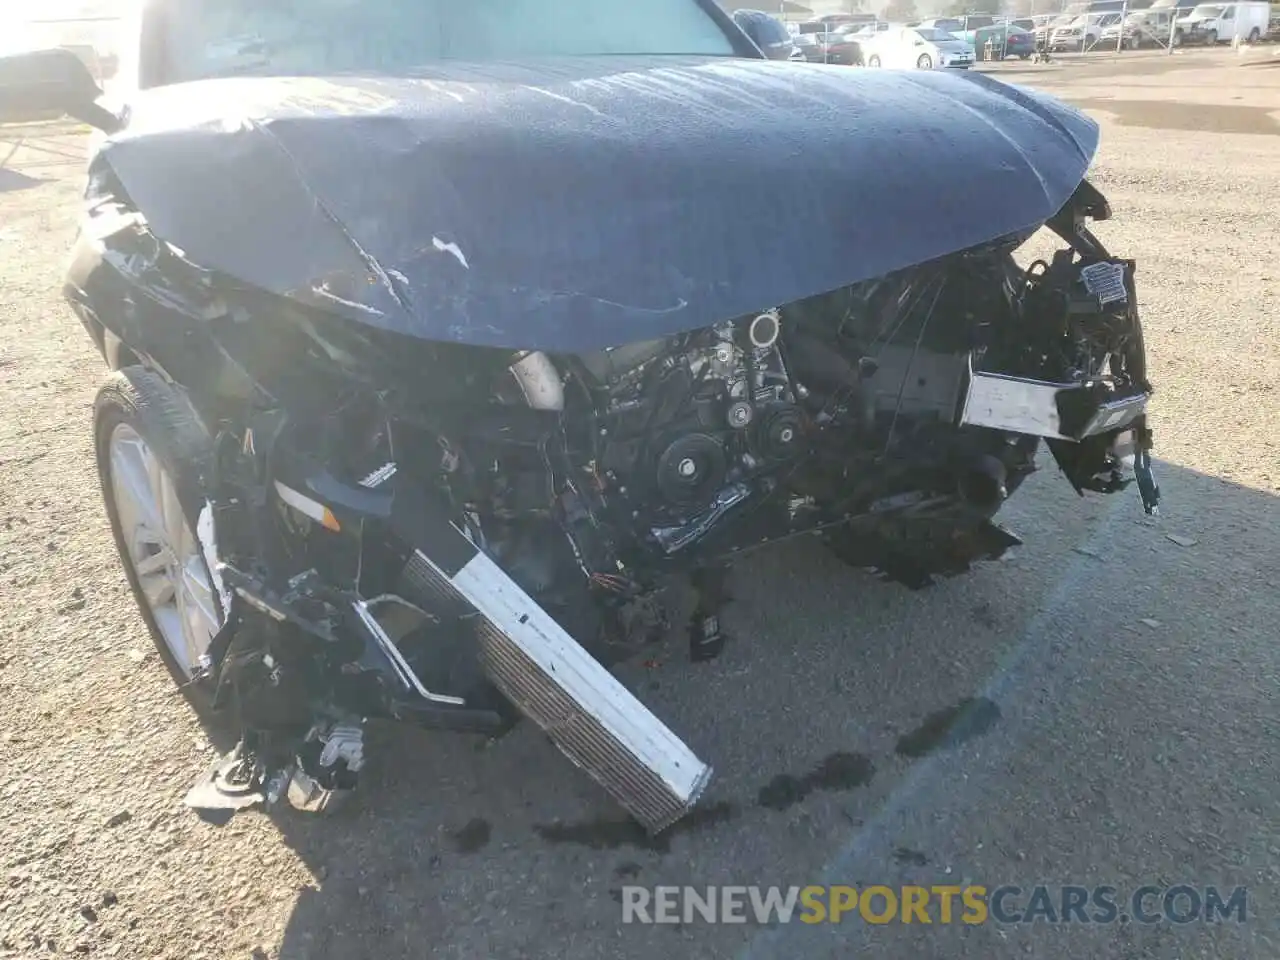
xmin=99 ymin=56 xmax=1098 ymax=352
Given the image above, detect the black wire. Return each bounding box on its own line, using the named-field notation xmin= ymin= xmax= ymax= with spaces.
xmin=882 ymin=278 xmax=945 ymax=458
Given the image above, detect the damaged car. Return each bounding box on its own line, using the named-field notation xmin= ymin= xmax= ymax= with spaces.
xmin=0 ymin=0 xmax=1158 ymax=834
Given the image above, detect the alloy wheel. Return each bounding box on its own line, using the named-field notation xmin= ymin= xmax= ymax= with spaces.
xmin=108 ymin=422 xmax=220 ymax=678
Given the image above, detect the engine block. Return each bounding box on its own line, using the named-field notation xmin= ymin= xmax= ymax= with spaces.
xmin=584 ymin=311 xmax=807 ymax=544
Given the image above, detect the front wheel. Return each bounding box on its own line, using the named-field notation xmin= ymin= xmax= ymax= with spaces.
xmin=1247 ymin=27 xmax=1260 ymax=42
xmin=867 ymin=54 xmax=882 ymax=67
xmin=917 ymin=53 xmax=934 ymax=69
xmin=95 ymin=367 xmax=223 ymax=705
xmin=1206 ymin=29 xmax=1218 ymax=43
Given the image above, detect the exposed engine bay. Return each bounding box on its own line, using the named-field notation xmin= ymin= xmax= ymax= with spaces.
xmin=71 ymin=181 xmax=1158 ymax=833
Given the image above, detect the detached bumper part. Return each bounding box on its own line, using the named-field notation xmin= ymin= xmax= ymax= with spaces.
xmin=960 ymin=356 xmax=1160 ymax=516
xmin=1112 ymin=427 xmax=1161 ymax=515
xmin=389 ymin=490 xmax=713 ymax=834
xmin=959 ymin=365 xmax=1150 ymax=443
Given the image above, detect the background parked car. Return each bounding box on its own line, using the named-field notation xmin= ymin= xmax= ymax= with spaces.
xmin=816 ymin=12 xmax=878 ymax=28
xmin=847 ymin=20 xmax=893 ymax=38
xmin=826 ymin=24 xmax=869 ymax=64
xmin=1050 ymin=12 xmax=1123 ymax=49
xmin=790 ymin=18 xmax=866 ymax=63
xmin=792 ymin=31 xmax=830 ymax=61
xmin=1038 ymin=1 xmax=1141 ymax=46
xmin=732 ymin=9 xmax=805 ymax=60
xmin=1175 ymin=1 xmax=1271 ymax=43
xmin=1036 ymin=12 xmax=1074 ymax=44
xmin=919 ymin=14 xmax=997 ymax=32
xmin=862 ymin=25 xmax=975 ymax=69
xmin=960 ymin=23 xmax=1037 ymax=58
xmin=1099 ymin=6 xmax=1194 ymax=46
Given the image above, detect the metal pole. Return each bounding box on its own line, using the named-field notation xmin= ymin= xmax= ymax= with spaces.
xmin=1115 ymin=0 xmax=1127 ymax=52
xmin=1167 ymin=6 xmax=1177 ymax=53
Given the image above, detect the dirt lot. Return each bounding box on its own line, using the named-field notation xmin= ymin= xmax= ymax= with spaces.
xmin=1 ymin=49 xmax=1278 ymax=960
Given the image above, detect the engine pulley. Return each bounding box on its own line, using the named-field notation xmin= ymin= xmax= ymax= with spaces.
xmin=726 ymin=400 xmax=753 ymax=430
xmin=655 ymin=433 xmax=728 ymax=507
xmin=748 ymin=310 xmax=781 ymax=350
xmin=750 ymin=405 xmax=806 ymax=462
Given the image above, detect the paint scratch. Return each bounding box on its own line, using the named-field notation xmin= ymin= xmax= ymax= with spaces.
xmin=432 ymin=236 xmax=470 ymax=270
xmin=309 ymin=283 xmax=385 ymax=317
xmin=527 ymin=86 xmax=605 ymax=118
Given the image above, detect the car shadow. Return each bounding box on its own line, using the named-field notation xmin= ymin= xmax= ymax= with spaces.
xmin=241 ymin=460 xmax=1275 ymax=960
xmin=0 ymin=168 xmax=45 ymax=194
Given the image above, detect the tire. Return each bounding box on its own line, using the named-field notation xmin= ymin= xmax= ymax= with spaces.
xmin=95 ymin=366 xmax=223 ymax=710
xmin=1172 ymin=29 xmax=1183 ymax=46
xmin=1248 ymin=27 xmax=1260 ymax=42
xmin=867 ymin=54 xmax=881 ymax=67
xmin=1206 ymin=29 xmax=1218 ymax=43
xmin=917 ymin=53 xmax=933 ymax=69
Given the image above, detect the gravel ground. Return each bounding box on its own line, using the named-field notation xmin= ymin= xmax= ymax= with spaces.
xmin=0 ymin=50 xmax=1277 ymax=960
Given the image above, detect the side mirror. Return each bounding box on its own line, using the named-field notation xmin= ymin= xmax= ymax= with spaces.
xmin=0 ymin=48 xmax=119 ymax=131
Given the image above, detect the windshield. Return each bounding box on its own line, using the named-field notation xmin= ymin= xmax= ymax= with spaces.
xmin=1189 ymin=4 xmax=1224 ymax=14
xmin=914 ymin=27 xmax=956 ymax=41
xmin=156 ymin=0 xmax=737 ymax=82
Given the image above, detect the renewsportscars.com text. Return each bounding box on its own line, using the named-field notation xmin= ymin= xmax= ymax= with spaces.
xmin=620 ymin=885 xmax=1248 ymax=926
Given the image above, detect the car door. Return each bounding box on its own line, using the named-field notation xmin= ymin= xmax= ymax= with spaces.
xmin=1218 ymin=4 xmax=1236 ymax=35
xmin=891 ymin=27 xmax=915 ymax=66
xmin=879 ymin=28 xmax=901 ymax=66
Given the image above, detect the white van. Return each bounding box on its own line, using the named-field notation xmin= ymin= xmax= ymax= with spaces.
xmin=1175 ymin=1 xmax=1271 ymax=42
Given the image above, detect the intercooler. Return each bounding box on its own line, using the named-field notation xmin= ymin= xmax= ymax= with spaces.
xmin=399 ymin=546 xmax=713 ymax=833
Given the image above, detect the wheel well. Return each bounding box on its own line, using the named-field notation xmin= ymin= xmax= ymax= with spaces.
xmin=108 ymin=340 xmax=141 ymax=372
xmin=99 ymin=322 xmax=140 ymax=371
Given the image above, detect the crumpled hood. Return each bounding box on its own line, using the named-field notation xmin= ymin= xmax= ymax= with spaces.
xmin=99 ymin=57 xmax=1098 ymax=352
